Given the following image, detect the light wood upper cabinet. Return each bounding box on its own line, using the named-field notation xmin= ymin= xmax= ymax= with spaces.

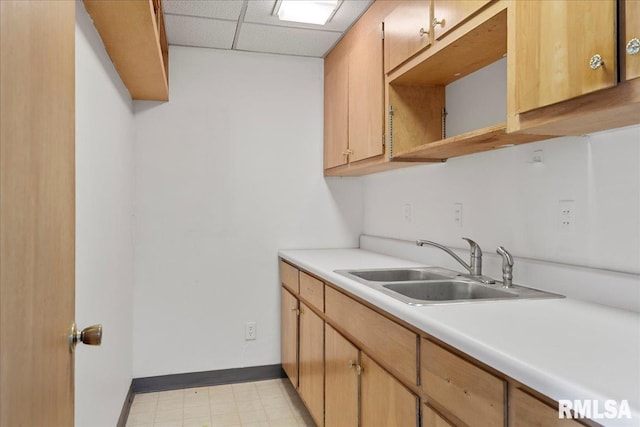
xmin=623 ymin=0 xmax=640 ymax=81
xmin=281 ymin=287 xmax=299 ymax=389
xmin=348 ymin=21 xmax=385 ymax=164
xmin=432 ymin=0 xmax=492 ymax=40
xmin=325 ymin=324 xmax=359 ymax=427
xmin=324 ymin=51 xmax=349 ymax=169
xmin=298 ymin=302 xmax=324 ymax=427
xmin=83 ymin=0 xmax=169 ymax=101
xmin=384 ymin=1 xmax=431 ymax=73
xmin=512 ymin=0 xmax=617 ymax=114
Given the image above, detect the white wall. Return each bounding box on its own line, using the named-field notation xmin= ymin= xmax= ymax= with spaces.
xmin=133 ymin=46 xmax=362 ymax=377
xmin=363 ymin=60 xmax=640 ymax=286
xmin=75 ymin=2 xmax=135 ymax=426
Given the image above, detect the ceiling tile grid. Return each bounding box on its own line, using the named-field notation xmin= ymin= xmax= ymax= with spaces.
xmin=162 ymin=0 xmax=374 ymax=57
xmin=236 ymin=22 xmax=343 ymax=57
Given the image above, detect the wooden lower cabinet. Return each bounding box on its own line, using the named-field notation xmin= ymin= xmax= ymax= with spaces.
xmin=422 ymin=404 xmax=453 ymax=427
xmin=361 ymin=352 xmax=419 ymax=427
xmin=510 ymin=388 xmax=582 ymax=427
xmin=421 ymin=339 xmax=505 ymax=427
xmin=299 ymin=302 xmax=324 ymax=426
xmin=325 ymin=324 xmax=359 ymax=427
xmin=281 ymin=287 xmax=299 ymax=388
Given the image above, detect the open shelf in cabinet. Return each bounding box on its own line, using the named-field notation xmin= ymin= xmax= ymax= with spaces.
xmin=392 ymin=123 xmax=552 ymax=161
xmin=386 ymin=5 xmax=554 ymax=162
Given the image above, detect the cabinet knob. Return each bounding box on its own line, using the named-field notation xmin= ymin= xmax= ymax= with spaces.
xmin=419 ymin=27 xmax=428 ymax=37
xmin=432 ymin=17 xmax=445 ymax=28
xmin=627 ymin=38 xmax=640 ymax=55
xmin=342 ymin=149 xmax=353 ymax=156
xmin=589 ymin=54 xmax=604 ymax=70
xmin=291 ymin=307 xmax=300 ymax=315
xmin=348 ymin=360 xmax=362 ymax=375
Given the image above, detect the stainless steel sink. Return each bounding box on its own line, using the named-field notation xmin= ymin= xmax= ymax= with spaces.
xmin=345 ymin=268 xmax=454 ymax=282
xmin=335 ymin=267 xmax=563 ymax=305
xmin=383 ymin=280 xmax=518 ymax=304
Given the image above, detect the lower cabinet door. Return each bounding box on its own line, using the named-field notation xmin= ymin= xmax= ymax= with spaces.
xmin=325 ymin=324 xmax=359 ymax=427
xmin=422 ymin=404 xmax=453 ymax=427
xmin=361 ymin=353 xmax=418 ymax=427
xmin=281 ymin=287 xmax=299 ymax=388
xmin=299 ymin=302 xmax=324 ymax=426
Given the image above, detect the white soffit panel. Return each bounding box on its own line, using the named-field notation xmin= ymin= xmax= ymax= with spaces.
xmin=165 ymin=14 xmax=237 ymax=50
xmin=243 ymin=0 xmax=374 ymax=32
xmin=163 ymin=0 xmax=244 ymax=20
xmin=235 ymin=23 xmax=342 ymax=57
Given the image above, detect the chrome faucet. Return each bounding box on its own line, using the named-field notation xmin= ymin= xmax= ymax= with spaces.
xmin=496 ymin=246 xmax=514 ymax=288
xmin=416 ymin=237 xmax=486 ymax=278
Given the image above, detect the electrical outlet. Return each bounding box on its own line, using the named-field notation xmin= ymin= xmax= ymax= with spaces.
xmin=453 ymin=203 xmax=463 ymax=228
xmin=403 ymin=203 xmax=412 ymax=223
xmin=245 ymin=322 xmax=256 ymax=340
xmin=558 ymin=200 xmax=575 ymax=232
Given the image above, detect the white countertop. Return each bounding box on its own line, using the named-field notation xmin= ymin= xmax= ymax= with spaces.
xmin=279 ymin=248 xmax=640 ymax=427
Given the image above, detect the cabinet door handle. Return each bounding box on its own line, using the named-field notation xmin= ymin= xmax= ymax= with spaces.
xmin=432 ymin=17 xmax=445 ymax=28
xmin=342 ymin=149 xmax=354 ymax=156
xmin=291 ymin=307 xmax=300 ymax=315
xmin=589 ymin=54 xmax=604 ymax=70
xmin=348 ymin=360 xmax=362 ymax=375
xmin=627 ymin=38 xmax=640 ymax=55
xmin=419 ymin=27 xmax=428 ymax=37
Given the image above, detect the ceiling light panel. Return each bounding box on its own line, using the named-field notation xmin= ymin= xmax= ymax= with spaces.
xmin=163 ymin=0 xmax=244 ymax=20
xmin=244 ymin=0 xmax=373 ymax=32
xmin=276 ymin=0 xmax=339 ymax=25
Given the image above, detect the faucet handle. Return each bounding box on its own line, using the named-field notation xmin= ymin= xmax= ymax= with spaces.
xmin=462 ymin=237 xmax=482 ymax=275
xmin=496 ymin=246 xmax=514 ymax=288
xmin=461 ymin=237 xmax=482 ymax=255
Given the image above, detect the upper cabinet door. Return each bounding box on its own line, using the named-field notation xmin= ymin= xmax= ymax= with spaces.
xmin=384 ymin=1 xmax=431 ymax=73
xmin=624 ymin=0 xmax=640 ymax=81
xmin=513 ymin=0 xmax=617 ymax=114
xmin=348 ymin=21 xmax=384 ymax=163
xmin=324 ymin=51 xmax=349 ymax=169
xmin=432 ymin=0 xmax=491 ymax=40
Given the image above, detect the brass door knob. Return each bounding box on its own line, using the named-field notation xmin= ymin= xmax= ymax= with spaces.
xmin=69 ymin=323 xmax=102 ymax=352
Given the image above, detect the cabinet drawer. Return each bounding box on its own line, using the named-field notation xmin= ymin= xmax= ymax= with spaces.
xmin=280 ymin=260 xmax=299 ymax=294
xmin=510 ymin=388 xmax=582 ymax=427
xmin=421 ymin=339 xmax=505 ymax=427
xmin=300 ymin=271 xmax=324 ymax=312
xmin=325 ymin=286 xmax=418 ymax=386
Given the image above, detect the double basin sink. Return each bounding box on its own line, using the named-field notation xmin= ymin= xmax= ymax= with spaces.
xmin=335 ymin=267 xmax=563 ymax=305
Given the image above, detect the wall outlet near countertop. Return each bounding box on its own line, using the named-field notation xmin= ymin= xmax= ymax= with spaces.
xmin=558 ymin=200 xmax=575 ymax=232
xmin=245 ymin=321 xmax=256 ymax=340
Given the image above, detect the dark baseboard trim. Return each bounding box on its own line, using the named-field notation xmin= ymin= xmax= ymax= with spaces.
xmin=131 ymin=364 xmax=286 ymax=394
xmin=116 ymin=382 xmax=134 ymax=427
